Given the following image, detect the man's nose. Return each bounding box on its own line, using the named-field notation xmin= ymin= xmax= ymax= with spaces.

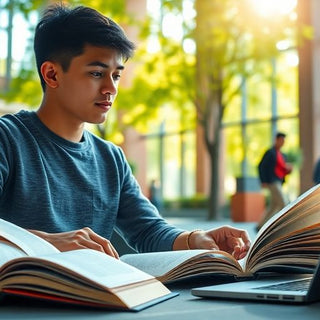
xmin=101 ymin=78 xmax=117 ymax=96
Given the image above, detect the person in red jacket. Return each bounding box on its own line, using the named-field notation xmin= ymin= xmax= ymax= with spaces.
xmin=257 ymin=132 xmax=292 ymax=230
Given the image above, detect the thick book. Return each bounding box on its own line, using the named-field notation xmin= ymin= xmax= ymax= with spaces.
xmin=121 ymin=185 xmax=320 ymax=283
xmin=0 ymin=219 xmax=177 ymax=311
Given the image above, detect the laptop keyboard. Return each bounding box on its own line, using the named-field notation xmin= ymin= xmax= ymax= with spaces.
xmin=254 ymin=279 xmax=311 ymax=292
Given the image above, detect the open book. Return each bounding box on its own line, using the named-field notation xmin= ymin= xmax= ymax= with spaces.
xmin=121 ymin=184 xmax=320 ymax=283
xmin=0 ymin=219 xmax=177 ymax=311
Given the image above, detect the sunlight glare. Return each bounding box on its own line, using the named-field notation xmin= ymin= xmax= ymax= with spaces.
xmin=250 ymin=0 xmax=297 ymax=17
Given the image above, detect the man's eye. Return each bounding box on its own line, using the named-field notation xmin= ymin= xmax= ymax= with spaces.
xmin=90 ymin=71 xmax=103 ymax=78
xmin=113 ymin=74 xmax=121 ymax=81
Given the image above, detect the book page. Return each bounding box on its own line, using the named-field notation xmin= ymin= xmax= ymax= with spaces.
xmin=0 ymin=218 xmax=59 ymax=256
xmin=261 ymin=185 xmax=320 ymax=237
xmin=244 ymin=184 xmax=320 ymax=272
xmin=255 ymin=184 xmax=320 ymax=242
xmin=260 ymin=205 xmax=320 ymax=247
xmin=7 ymin=249 xmax=155 ymax=289
xmin=120 ymin=249 xmax=242 ymax=280
xmin=121 ymin=250 xmax=211 ymax=277
xmin=0 ymin=240 xmax=26 ymax=266
xmin=1 ymin=249 xmax=172 ymax=310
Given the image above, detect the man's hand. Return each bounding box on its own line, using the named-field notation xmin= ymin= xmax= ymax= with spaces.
xmin=174 ymin=226 xmax=251 ymax=260
xmin=286 ymin=163 xmax=293 ymax=174
xmin=29 ymin=227 xmax=119 ymax=259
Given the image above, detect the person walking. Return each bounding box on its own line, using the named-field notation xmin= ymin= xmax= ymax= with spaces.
xmin=257 ymin=132 xmax=292 ymax=230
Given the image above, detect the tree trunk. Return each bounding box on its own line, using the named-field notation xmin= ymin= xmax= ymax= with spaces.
xmin=195 ymin=0 xmax=225 ymax=220
xmin=207 ymin=137 xmax=221 ymax=220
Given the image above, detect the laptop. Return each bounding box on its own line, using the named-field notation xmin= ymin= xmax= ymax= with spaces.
xmin=191 ymin=259 xmax=320 ymax=303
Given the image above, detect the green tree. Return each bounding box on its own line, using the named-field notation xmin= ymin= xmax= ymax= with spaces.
xmin=117 ymin=0 xmax=301 ymax=220
xmin=193 ymin=0 xmax=299 ymax=219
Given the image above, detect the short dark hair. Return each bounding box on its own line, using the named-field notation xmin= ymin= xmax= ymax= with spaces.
xmin=276 ymin=132 xmax=286 ymax=139
xmin=34 ymin=4 xmax=135 ymax=90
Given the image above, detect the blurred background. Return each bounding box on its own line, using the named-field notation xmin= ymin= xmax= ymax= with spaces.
xmin=0 ymin=0 xmax=318 ymax=221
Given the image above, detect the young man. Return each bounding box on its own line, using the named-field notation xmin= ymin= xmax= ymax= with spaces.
xmin=257 ymin=132 xmax=292 ymax=230
xmin=0 ymin=4 xmax=250 ymax=260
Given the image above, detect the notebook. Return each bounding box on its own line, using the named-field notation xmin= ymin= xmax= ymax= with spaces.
xmin=191 ymin=258 xmax=320 ymax=303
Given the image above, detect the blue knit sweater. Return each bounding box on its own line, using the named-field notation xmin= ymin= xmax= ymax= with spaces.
xmin=0 ymin=111 xmax=183 ymax=252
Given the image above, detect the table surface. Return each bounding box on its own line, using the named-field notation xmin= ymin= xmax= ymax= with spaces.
xmin=1 ymin=277 xmax=320 ymax=320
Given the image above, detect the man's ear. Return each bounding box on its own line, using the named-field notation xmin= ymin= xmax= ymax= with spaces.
xmin=40 ymin=61 xmax=59 ymax=88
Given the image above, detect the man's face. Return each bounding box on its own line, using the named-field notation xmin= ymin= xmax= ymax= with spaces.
xmin=275 ymin=136 xmax=285 ymax=149
xmin=51 ymin=45 xmax=124 ymax=125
